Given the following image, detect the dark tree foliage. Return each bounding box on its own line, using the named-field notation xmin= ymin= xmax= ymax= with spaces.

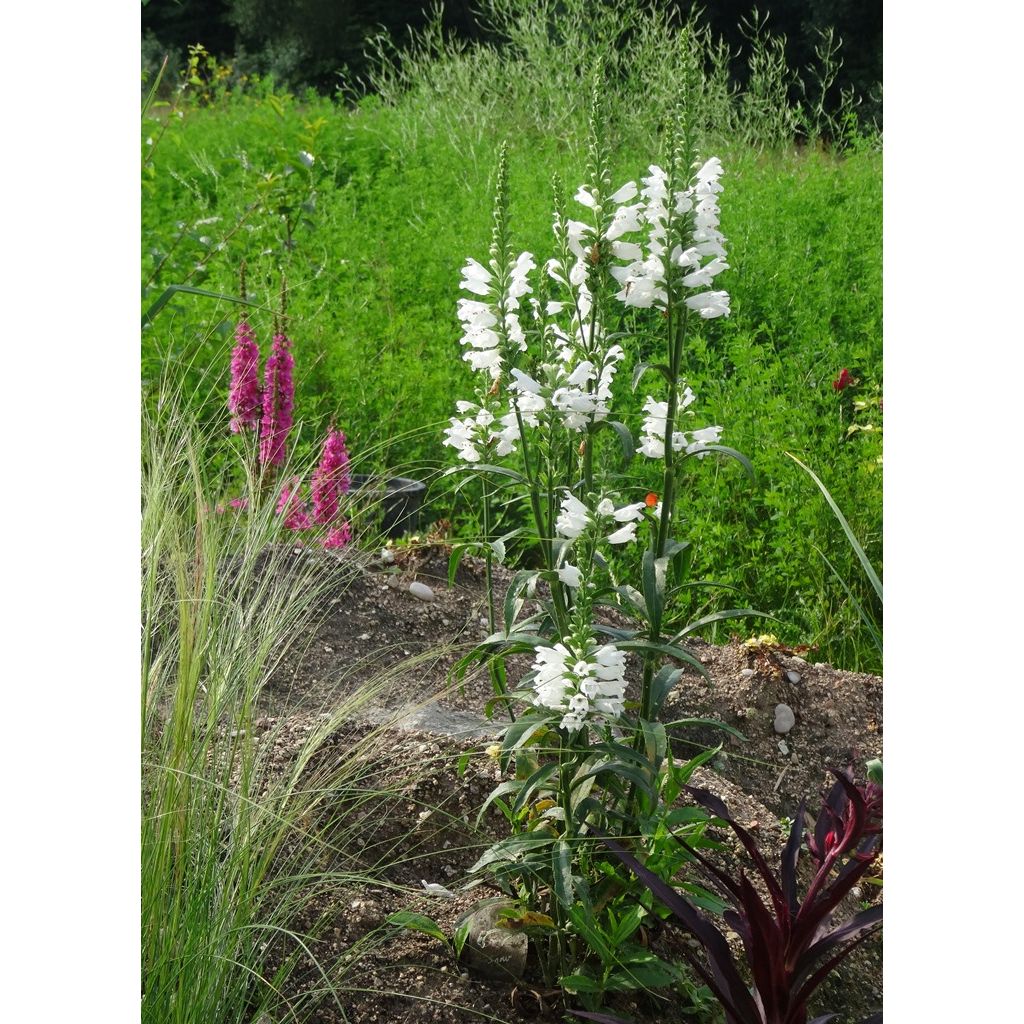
xmin=141 ymin=0 xmax=881 ymax=112
xmin=668 ymin=0 xmax=882 ymax=116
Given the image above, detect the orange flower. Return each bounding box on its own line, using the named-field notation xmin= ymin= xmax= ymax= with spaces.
xmin=645 ymin=492 xmax=658 ymax=507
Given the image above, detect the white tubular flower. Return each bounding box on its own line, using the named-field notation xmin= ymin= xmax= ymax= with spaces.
xmin=682 ymin=257 xmax=730 ymax=289
xmin=684 ymin=290 xmax=731 ymax=319
xmin=493 ymin=412 xmax=521 ymax=456
xmin=556 ymin=564 xmax=582 ymax=588
xmin=684 ymin=425 xmax=724 ymax=457
xmin=583 ymin=644 xmax=627 ymax=715
xmin=457 ymin=299 xmax=498 ymax=327
xmin=464 ymin=347 xmax=503 ymax=375
xmin=459 ymin=258 xmax=493 ymax=296
xmin=566 ymin=220 xmax=594 ymax=259
xmin=611 ymin=501 xmax=646 ymax=522
xmin=695 ymin=157 xmax=724 ymax=191
xmin=611 ymin=241 xmax=644 ymax=261
xmin=638 ymin=435 xmax=665 ymax=459
xmin=605 ymin=202 xmax=644 ymax=241
xmin=606 ymin=522 xmax=638 ymax=545
xmin=533 ymin=643 xmax=574 ymax=710
xmin=545 ymin=258 xmax=568 ymax=286
xmin=555 ymin=493 xmax=591 ymax=539
xmin=574 ymin=185 xmax=598 ymax=209
xmin=507 ymin=251 xmax=536 ymax=306
xmin=608 ymin=180 xmax=638 ymax=204
xmin=443 ymin=402 xmax=494 ymax=462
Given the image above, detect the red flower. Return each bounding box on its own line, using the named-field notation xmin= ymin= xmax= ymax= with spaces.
xmin=645 ymin=492 xmax=659 ymax=507
xmin=833 ymin=368 xmax=852 ymax=392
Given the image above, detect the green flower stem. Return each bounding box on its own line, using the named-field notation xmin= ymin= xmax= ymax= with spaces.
xmin=481 ymin=476 xmax=514 ymax=721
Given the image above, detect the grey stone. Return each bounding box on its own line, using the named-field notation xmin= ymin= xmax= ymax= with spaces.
xmin=774 ymin=703 xmax=796 ymax=734
xmin=785 ymin=669 xmax=802 ymax=685
xmin=408 ymin=580 xmax=435 ymax=602
xmin=459 ymin=903 xmax=528 ymax=981
xmin=739 ymin=668 xmax=756 ymax=680
xmin=777 ymin=739 xmax=790 ymax=755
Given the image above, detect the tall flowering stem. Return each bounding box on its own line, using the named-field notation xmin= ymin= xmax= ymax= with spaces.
xmin=311 ymin=428 xmax=351 ymax=525
xmin=227 ymin=320 xmax=262 ymax=434
xmin=258 ymin=332 xmax=295 ymax=471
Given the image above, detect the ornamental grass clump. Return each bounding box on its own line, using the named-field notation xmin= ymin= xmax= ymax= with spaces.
xmin=141 ymin=395 xmax=398 ymax=1024
xmin=441 ymin=79 xmax=767 ymax=1006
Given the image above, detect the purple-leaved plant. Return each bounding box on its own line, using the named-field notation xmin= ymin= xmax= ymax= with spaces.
xmin=581 ymin=768 xmax=882 ymax=1024
xmin=259 ymin=333 xmax=294 ymax=467
xmin=227 ymin=321 xmax=262 ymax=433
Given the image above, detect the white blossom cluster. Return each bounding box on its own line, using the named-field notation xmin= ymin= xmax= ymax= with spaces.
xmin=636 ymin=392 xmax=724 ymax=460
xmin=554 ymin=493 xmax=649 ymax=546
xmin=458 ymin=251 xmax=536 ymax=379
xmin=531 ymin=640 xmax=628 ymax=732
xmin=609 ymin=157 xmax=730 ymax=319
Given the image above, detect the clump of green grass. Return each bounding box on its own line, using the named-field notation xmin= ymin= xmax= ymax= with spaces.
xmin=140 ymin=393 xmax=417 ymax=1023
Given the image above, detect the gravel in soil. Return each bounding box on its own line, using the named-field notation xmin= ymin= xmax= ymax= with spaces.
xmin=257 ymin=544 xmax=882 ymax=1022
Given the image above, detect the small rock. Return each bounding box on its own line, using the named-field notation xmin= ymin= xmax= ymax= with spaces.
xmin=739 ymin=668 xmax=756 ymax=680
xmin=786 ymin=669 xmax=802 ymax=684
xmin=774 ymin=703 xmax=796 ymax=734
xmin=458 ymin=903 xmax=528 ymax=981
xmin=380 ymin=547 xmax=395 ymax=564
xmin=777 ymin=739 xmax=790 ymax=756
xmin=358 ymin=632 xmax=371 ymax=641
xmin=409 ymin=581 xmax=435 ymax=602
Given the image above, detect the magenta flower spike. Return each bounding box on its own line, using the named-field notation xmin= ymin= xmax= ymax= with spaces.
xmin=311 ymin=428 xmax=352 ymax=526
xmin=323 ymin=522 xmax=352 ymax=549
xmin=276 ymin=476 xmax=311 ymax=531
xmin=227 ymin=321 xmax=262 ymax=433
xmin=259 ymin=333 xmax=295 ymax=467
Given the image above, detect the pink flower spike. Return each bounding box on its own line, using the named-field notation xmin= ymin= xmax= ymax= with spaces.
xmin=323 ymin=522 xmax=352 ymax=550
xmin=259 ymin=333 xmax=295 ymax=466
xmin=311 ymin=428 xmax=352 ymax=526
xmin=276 ymin=476 xmax=311 ymax=531
xmin=228 ymin=321 xmax=262 ymax=433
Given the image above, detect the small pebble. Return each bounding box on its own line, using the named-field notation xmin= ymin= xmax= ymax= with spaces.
xmin=786 ymin=669 xmax=802 ymax=684
xmin=774 ymin=703 xmax=796 ymax=734
xmin=409 ymin=581 xmax=435 ymax=602
xmin=381 ymin=547 xmax=395 ymax=564
xmin=777 ymin=739 xmax=790 ymax=755
xmin=739 ymin=668 xmax=755 ymax=680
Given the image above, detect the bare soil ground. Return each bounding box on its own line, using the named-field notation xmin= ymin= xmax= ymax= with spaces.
xmin=258 ymin=543 xmax=882 ymax=1023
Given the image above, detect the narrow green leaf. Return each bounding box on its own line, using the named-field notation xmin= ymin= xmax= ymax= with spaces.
xmin=691 ymin=444 xmax=755 ymax=480
xmin=670 ymin=608 xmax=774 ymax=643
xmin=510 ymin=762 xmax=558 ymax=816
xmin=387 ymin=912 xmax=447 ymax=945
xmin=552 ymin=840 xmax=575 ymax=910
xmin=142 ymin=284 xmax=262 ymax=327
xmin=786 ymin=451 xmax=883 ymax=601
